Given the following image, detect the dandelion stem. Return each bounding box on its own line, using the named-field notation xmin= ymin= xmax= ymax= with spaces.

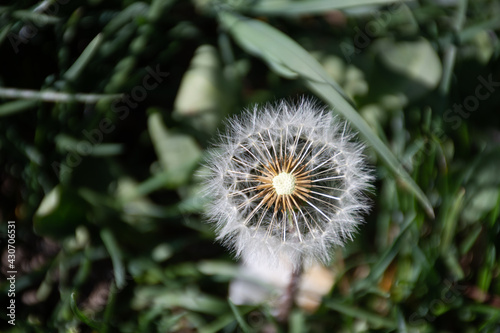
xmin=276 ymin=263 xmax=303 ymax=324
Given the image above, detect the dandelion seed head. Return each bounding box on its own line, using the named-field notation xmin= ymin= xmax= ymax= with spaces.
xmin=202 ymin=97 xmax=373 ymax=269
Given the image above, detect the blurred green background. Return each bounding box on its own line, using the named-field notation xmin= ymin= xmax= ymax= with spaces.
xmin=1 ymin=0 xmax=500 ymax=332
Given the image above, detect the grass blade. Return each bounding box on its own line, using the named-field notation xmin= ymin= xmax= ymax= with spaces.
xmin=325 ymin=299 xmax=396 ymax=329
xmin=70 ymin=292 xmax=102 ymax=330
xmin=228 ymin=299 xmax=251 ymax=333
xmin=0 ymin=99 xmax=37 ymax=116
xmin=352 ymin=212 xmax=415 ymax=293
xmin=64 ymin=33 xmax=104 ymax=82
xmin=247 ymin=0 xmax=411 ymax=16
xmin=101 ymin=229 xmax=126 ymax=289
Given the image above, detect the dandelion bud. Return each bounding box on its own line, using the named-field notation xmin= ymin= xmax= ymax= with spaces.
xmin=203 ymin=98 xmax=372 ymax=269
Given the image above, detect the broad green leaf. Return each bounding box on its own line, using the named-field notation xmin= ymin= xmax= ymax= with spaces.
xmin=376 ymin=38 xmax=442 ymax=89
xmin=173 ymin=44 xmax=232 ymax=134
xmin=148 ymin=111 xmax=202 ymax=187
xmin=218 ymin=11 xmax=434 ymax=218
xmin=34 ymin=185 xmax=87 ymax=239
xmin=218 ymin=11 xmax=350 ymax=102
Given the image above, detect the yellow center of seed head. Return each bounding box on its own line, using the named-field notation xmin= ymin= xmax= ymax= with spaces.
xmin=272 ymin=172 xmax=296 ymax=195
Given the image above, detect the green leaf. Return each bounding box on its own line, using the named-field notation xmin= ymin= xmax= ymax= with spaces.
xmin=439 ymin=188 xmax=465 ymax=254
xmin=218 ymin=11 xmax=434 ymax=218
xmin=325 ymin=299 xmax=396 ymax=329
xmin=64 ymin=33 xmax=104 ymax=82
xmin=148 ymin=111 xmax=202 ymax=186
xmin=70 ymin=292 xmax=101 ymax=330
xmin=101 ymin=228 xmax=126 ymax=289
xmin=352 ymin=211 xmax=415 ymax=293
xmin=198 ymin=260 xmax=238 ymax=278
xmin=0 ymin=23 xmax=13 ymax=45
xmin=55 ymin=134 xmax=124 ymax=156
xmin=173 ymin=44 xmax=234 ymax=134
xmin=199 ymin=314 xmax=238 ymax=333
xmin=12 ymin=10 xmax=60 ymax=25
xmin=228 ymin=299 xmax=251 ymax=333
xmin=478 ymin=245 xmax=496 ymax=291
xmin=290 ymin=310 xmax=306 ymax=333
xmin=218 ymin=11 xmax=349 ymax=101
xmin=245 ymin=0 xmax=411 ymax=16
xmin=0 ymin=99 xmax=37 ymax=117
xmin=133 ymin=286 xmax=228 ymax=315
xmin=34 ymin=185 xmax=88 ymax=239
xmin=102 ymin=2 xmax=149 ymax=36
xmin=376 ymin=38 xmax=442 ymax=89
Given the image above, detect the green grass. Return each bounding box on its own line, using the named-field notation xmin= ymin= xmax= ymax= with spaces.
xmin=1 ymin=0 xmax=500 ymax=332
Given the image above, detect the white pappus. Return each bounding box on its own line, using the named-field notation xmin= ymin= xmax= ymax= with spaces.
xmin=202 ymin=97 xmax=373 ymax=270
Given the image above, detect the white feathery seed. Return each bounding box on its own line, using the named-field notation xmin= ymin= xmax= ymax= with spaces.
xmin=202 ymin=98 xmax=373 ymax=269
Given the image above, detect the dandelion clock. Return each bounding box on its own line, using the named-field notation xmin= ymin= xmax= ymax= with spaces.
xmin=202 ymin=98 xmax=372 ymax=271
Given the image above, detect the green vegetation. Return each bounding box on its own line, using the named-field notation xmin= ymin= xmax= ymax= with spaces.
xmin=1 ymin=0 xmax=499 ymax=332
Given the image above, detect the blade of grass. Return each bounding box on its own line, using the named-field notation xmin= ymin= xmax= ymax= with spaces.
xmin=101 ymin=229 xmax=126 ymax=289
xmin=12 ymin=10 xmax=60 ymax=25
xmin=64 ymin=33 xmax=104 ymax=82
xmin=289 ymin=310 xmax=306 ymax=333
xmin=352 ymin=211 xmax=415 ymax=293
xmin=102 ymin=281 xmax=117 ymax=333
xmin=228 ymin=299 xmax=251 ymax=333
xmin=477 ymin=245 xmax=495 ymax=291
xmin=439 ymin=188 xmax=465 ymax=253
xmin=199 ymin=305 xmax=255 ymax=333
xmin=247 ymin=0 xmax=412 ymax=16
xmin=438 ymin=0 xmax=467 ymax=110
xmin=71 ymin=292 xmax=102 ymax=330
xmin=0 ymin=99 xmax=37 ymax=116
xmin=102 ymin=2 xmax=149 ymax=36
xmin=442 ymin=248 xmax=465 ymax=280
xmin=325 ymin=299 xmax=396 ymax=329
xmin=199 ymin=314 xmax=238 ymax=333
xmin=218 ymin=11 xmax=434 ymax=218
xmin=0 ymin=23 xmax=13 ymax=45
